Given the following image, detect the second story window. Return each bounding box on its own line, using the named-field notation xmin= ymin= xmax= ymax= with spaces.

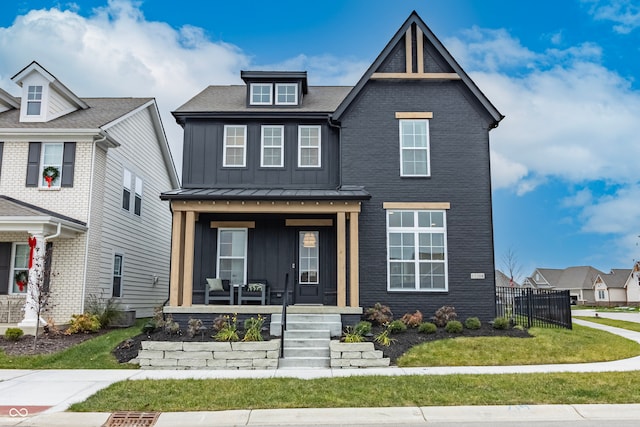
xmin=122 ymin=169 xmax=132 ymax=211
xmin=223 ymin=125 xmax=246 ymax=167
xmin=275 ymin=83 xmax=297 ymax=105
xmin=27 ymin=85 xmax=43 ymax=116
xmin=250 ymin=84 xmax=272 ymax=105
xmin=261 ymin=125 xmax=284 ymax=167
xmin=40 ymin=143 xmax=63 ymax=188
xmin=122 ymin=168 xmax=143 ymax=216
xmin=134 ymin=176 xmax=143 ymax=216
xmin=26 ymin=142 xmax=75 ymax=188
xmin=399 ymin=120 xmax=430 ymax=177
xmin=298 ymin=125 xmax=321 ymax=168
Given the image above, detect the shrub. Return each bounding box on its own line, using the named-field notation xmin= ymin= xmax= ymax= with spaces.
xmin=243 ymin=315 xmax=264 ymax=342
xmin=492 ymin=317 xmax=510 ymax=330
xmin=464 ymin=317 xmax=482 ymax=330
xmin=187 ymin=317 xmax=204 ymax=338
xmin=387 ymin=319 xmax=407 ymax=334
xmin=364 ymin=303 xmax=393 ymax=325
xmin=401 ymin=310 xmax=423 ymax=327
xmin=445 ymin=320 xmax=463 ymax=333
xmin=417 ymin=322 xmax=437 ymax=334
xmin=342 ymin=326 xmax=365 ymax=343
xmin=162 ymin=314 xmax=181 ymax=336
xmin=65 ymin=313 xmax=101 ymax=334
xmin=4 ymin=328 xmax=24 ymax=341
xmin=84 ymin=294 xmax=123 ymax=328
xmin=353 ymin=321 xmax=372 ymax=336
xmin=214 ymin=314 xmax=239 ymax=342
xmin=432 ymin=305 xmax=457 ymax=327
xmin=44 ymin=318 xmax=62 ymax=336
xmin=212 ymin=315 xmax=227 ymax=332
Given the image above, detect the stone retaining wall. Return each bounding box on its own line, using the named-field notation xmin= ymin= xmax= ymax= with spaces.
xmin=137 ymin=340 xmax=280 ymax=370
xmin=329 ymin=341 xmax=390 ymax=368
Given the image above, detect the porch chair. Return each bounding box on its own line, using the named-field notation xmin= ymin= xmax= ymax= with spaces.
xmin=204 ymin=278 xmax=233 ymax=305
xmin=237 ymin=279 xmax=269 ymax=305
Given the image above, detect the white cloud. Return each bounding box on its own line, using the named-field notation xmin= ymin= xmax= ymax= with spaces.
xmin=583 ymin=0 xmax=640 ymax=34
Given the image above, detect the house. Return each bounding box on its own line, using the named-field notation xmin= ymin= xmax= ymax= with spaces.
xmin=161 ymin=11 xmax=503 ymax=325
xmin=0 ymin=61 xmax=179 ymax=330
xmin=626 ymin=262 xmax=640 ymax=306
xmin=495 ymin=269 xmax=526 ymax=288
xmin=593 ymin=269 xmax=631 ymax=306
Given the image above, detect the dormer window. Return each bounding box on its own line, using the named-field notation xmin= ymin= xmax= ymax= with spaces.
xmin=27 ymin=85 xmax=42 ymax=115
xmin=275 ymin=83 xmax=297 ymax=105
xmin=250 ymin=83 xmax=272 ymax=105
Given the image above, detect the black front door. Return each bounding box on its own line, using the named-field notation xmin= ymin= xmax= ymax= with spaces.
xmin=294 ymin=230 xmax=323 ymax=304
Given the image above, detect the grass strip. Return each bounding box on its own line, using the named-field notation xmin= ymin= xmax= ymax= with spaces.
xmin=0 ymin=321 xmax=143 ymax=369
xmin=574 ymin=316 xmax=640 ymax=333
xmin=69 ymin=371 xmax=640 ymax=412
xmin=397 ymin=324 xmax=640 ymax=367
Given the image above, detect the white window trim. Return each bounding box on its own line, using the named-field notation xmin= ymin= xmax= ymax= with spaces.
xmin=122 ymin=168 xmax=132 ymax=212
xmin=223 ymin=125 xmax=247 ymax=167
xmin=260 ymin=125 xmax=284 ymax=167
xmin=399 ymin=119 xmax=430 ymax=177
xmin=297 ymin=125 xmax=321 ymax=168
xmin=112 ymin=253 xmax=124 ymax=298
xmin=216 ymin=228 xmax=248 ymax=286
xmin=275 ymin=83 xmax=298 ymax=105
xmin=250 ymin=83 xmax=273 ymax=105
xmin=386 ymin=209 xmax=448 ymax=292
xmin=20 ymin=83 xmax=48 ymax=122
xmin=9 ymin=242 xmax=28 ymax=295
xmin=39 ymin=142 xmax=64 ymax=189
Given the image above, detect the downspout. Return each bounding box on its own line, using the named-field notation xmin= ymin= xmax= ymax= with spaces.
xmin=44 ymin=222 xmax=62 ymax=241
xmin=80 ymin=132 xmax=106 ymax=313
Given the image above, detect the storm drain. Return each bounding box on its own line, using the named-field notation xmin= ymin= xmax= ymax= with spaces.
xmin=103 ymin=411 xmax=160 ymax=427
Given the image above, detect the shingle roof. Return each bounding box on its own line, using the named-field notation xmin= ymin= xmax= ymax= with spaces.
xmin=0 ymin=97 xmax=152 ymax=129
xmin=600 ymin=269 xmax=631 ymax=289
xmin=173 ymin=85 xmax=351 ymax=114
xmin=536 ymin=266 xmax=604 ymax=290
xmin=0 ymin=195 xmax=85 ymax=226
xmin=161 ymin=187 xmax=371 ymax=201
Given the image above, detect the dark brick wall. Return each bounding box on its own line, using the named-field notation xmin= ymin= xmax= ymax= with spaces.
xmin=340 ymin=79 xmax=497 ymax=321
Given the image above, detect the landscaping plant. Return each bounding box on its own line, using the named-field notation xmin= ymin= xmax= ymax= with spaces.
xmin=187 ymin=317 xmax=204 ymax=338
xmin=401 ymin=310 xmax=423 ymax=327
xmin=342 ymin=326 xmax=365 ymax=343
xmin=464 ymin=317 xmax=482 ymax=330
xmin=364 ymin=303 xmax=393 ymax=325
xmin=85 ymin=294 xmax=123 ymax=328
xmin=373 ymin=324 xmax=397 ymax=347
xmin=214 ymin=314 xmax=239 ymax=342
xmin=417 ymin=322 xmax=437 ymax=334
xmin=387 ymin=319 xmax=408 ymax=334
xmin=432 ymin=305 xmax=457 ymax=327
xmin=4 ymin=328 xmax=24 ymax=341
xmin=66 ymin=313 xmax=101 ymax=334
xmin=445 ymin=320 xmax=463 ymax=333
xmin=243 ymin=315 xmax=264 ymax=342
xmin=492 ymin=317 xmax=510 ymax=330
xmin=353 ymin=321 xmax=372 ymax=336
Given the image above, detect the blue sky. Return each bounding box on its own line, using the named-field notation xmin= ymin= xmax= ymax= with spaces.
xmin=1 ymin=0 xmax=639 ymax=278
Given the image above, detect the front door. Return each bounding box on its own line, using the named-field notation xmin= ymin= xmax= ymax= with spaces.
xmin=295 ymin=230 xmax=322 ymax=304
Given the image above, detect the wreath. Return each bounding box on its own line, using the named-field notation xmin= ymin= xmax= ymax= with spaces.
xmin=14 ymin=271 xmax=28 ymax=292
xmin=42 ymin=166 xmax=60 ymax=187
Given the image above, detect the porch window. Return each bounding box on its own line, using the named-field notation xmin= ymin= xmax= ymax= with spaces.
xmin=298 ymin=125 xmax=321 ymax=167
xmin=217 ymin=229 xmax=247 ymax=286
xmin=223 ymin=125 xmax=246 ymax=167
xmin=261 ymin=125 xmax=284 ymax=167
xmin=11 ymin=243 xmax=29 ymax=294
xmin=299 ymin=231 xmax=319 ymax=284
xmin=387 ymin=210 xmax=447 ymax=291
xmin=112 ymin=254 xmax=123 ymax=298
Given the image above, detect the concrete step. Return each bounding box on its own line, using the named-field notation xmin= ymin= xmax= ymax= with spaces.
xmin=283 ymin=347 xmax=330 ymax=358
xmin=278 ymin=357 xmax=330 ymax=369
xmin=283 ymin=329 xmax=329 ymax=339
xmin=283 ymin=337 xmax=330 ymax=348
xmin=271 ymin=313 xmax=342 ymax=337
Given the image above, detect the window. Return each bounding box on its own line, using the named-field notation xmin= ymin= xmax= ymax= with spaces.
xmin=112 ymin=254 xmax=123 ymax=298
xmin=298 ymin=125 xmax=321 ymax=167
xmin=299 ymin=231 xmax=319 ymax=284
xmin=598 ymin=290 xmax=606 ymax=300
xmin=134 ymin=176 xmax=143 ymax=216
xmin=11 ymin=243 xmax=29 ymax=294
xmin=27 ymin=85 xmax=42 ymax=116
xmin=250 ymin=83 xmax=272 ymax=105
xmin=223 ymin=125 xmax=246 ymax=167
xmin=122 ymin=169 xmax=132 ymax=211
xmin=261 ymin=125 xmax=284 ymax=167
xmin=276 ymin=83 xmax=297 ymax=105
xmin=387 ymin=210 xmax=447 ymax=291
xmin=217 ymin=229 xmax=247 ymax=286
xmin=399 ymin=120 xmax=430 ymax=176
xmin=39 ymin=143 xmax=63 ymax=188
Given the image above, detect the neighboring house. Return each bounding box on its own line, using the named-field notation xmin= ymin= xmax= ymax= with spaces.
xmin=495 ymin=269 xmax=522 ymax=288
xmin=594 ymin=269 xmax=631 ymax=306
xmin=528 ymin=266 xmax=604 ymax=305
xmin=0 ymin=61 xmax=179 ymax=327
xmin=626 ymin=262 xmax=640 ymax=305
xmin=162 ymin=12 xmax=503 ymax=321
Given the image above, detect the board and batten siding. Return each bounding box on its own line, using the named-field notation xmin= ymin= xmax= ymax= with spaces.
xmin=96 ymin=106 xmax=173 ymax=316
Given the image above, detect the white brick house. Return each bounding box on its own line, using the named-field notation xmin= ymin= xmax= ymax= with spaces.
xmin=0 ymin=61 xmax=179 ymax=328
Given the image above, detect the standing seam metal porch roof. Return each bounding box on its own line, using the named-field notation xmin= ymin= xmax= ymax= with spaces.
xmin=160 ymin=187 xmax=371 ymax=201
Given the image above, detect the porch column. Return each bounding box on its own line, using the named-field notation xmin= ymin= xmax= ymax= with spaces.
xmin=19 ymin=234 xmax=45 ymax=327
xmin=349 ymin=211 xmax=359 ymax=307
xmin=337 ymin=212 xmax=346 ymax=307
xmin=169 ymin=210 xmax=185 ymax=306
xmin=181 ymin=210 xmax=196 ymax=307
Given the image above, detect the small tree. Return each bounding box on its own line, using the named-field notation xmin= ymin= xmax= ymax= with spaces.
xmin=501 ymin=246 xmax=523 ymax=286
xmin=24 ymin=243 xmax=53 ymax=351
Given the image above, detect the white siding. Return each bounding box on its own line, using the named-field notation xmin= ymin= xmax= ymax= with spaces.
xmin=94 ymin=106 xmax=173 ymax=316
xmin=47 ymin=89 xmax=77 ymax=120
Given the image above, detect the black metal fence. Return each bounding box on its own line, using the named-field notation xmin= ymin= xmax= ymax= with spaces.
xmin=496 ymin=287 xmax=572 ymax=329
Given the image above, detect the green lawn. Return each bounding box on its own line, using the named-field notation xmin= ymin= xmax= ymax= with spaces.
xmin=69 ymin=371 xmax=640 ymax=412
xmin=574 ymin=316 xmax=640 ymax=333
xmin=396 ymin=324 xmax=640 ymax=367
xmin=0 ymin=321 xmax=143 ymax=369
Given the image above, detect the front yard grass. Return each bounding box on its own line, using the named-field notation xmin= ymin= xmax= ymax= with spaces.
xmin=574 ymin=316 xmax=640 ymax=333
xmin=396 ymin=324 xmax=640 ymax=367
xmin=0 ymin=321 xmax=143 ymax=369
xmin=70 ymin=371 xmax=640 ymax=412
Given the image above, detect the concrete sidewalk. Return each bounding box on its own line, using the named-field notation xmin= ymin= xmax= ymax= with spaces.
xmin=0 ymin=316 xmax=638 ymax=426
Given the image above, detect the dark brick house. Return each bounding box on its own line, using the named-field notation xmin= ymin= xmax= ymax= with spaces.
xmin=162 ymin=11 xmax=503 ymax=322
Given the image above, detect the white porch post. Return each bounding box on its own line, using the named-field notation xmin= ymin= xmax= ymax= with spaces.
xmin=19 ymin=234 xmax=46 ymax=327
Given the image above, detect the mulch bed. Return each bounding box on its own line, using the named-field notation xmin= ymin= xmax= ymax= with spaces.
xmin=0 ymin=323 xmax=531 ymax=365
